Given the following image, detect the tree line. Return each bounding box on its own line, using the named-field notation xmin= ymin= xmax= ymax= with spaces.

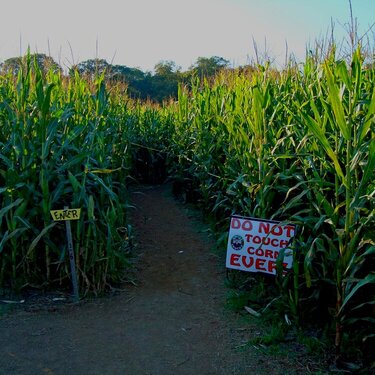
xmin=0 ymin=53 xmax=231 ymax=102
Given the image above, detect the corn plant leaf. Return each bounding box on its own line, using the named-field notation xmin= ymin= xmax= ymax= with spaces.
xmin=90 ymin=167 xmax=122 ymax=174
xmin=0 ymin=228 xmax=28 ymax=254
xmin=324 ymin=62 xmax=350 ymax=140
xmin=42 ymin=83 xmax=55 ymax=117
xmin=281 ymin=189 xmax=309 ymax=213
xmin=56 ymin=153 xmax=89 ymax=173
xmin=68 ymin=171 xmax=82 ymax=193
xmin=352 ymin=48 xmax=363 ymax=102
xmin=302 ymin=113 xmax=345 ymax=183
xmin=354 ymin=245 xmax=375 ymax=263
xmin=304 ymin=237 xmax=321 ymax=288
xmin=27 ymin=222 xmax=57 ymax=256
xmin=354 ymin=140 xmax=375 ymax=202
xmin=88 ymin=172 xmax=117 ymax=201
xmin=344 ymin=317 xmax=375 ymax=325
xmin=336 ymin=60 xmax=352 ymax=90
xmin=0 ymin=153 xmax=12 ymax=168
xmin=42 ymin=119 xmax=59 ymax=159
xmin=14 ymin=216 xmax=32 ymax=229
xmin=359 ymin=85 xmax=375 ymax=143
xmin=339 ymin=273 xmax=375 ymax=315
xmin=351 ymin=299 xmax=375 ymax=312
xmin=0 ymin=198 xmax=24 ymax=225
xmin=88 ymin=195 xmax=95 ymax=221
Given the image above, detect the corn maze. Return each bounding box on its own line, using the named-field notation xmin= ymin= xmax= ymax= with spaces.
xmin=0 ymin=49 xmax=374 ymax=360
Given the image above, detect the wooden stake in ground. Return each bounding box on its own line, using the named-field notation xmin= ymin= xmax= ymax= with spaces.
xmin=50 ymin=207 xmax=81 ymax=301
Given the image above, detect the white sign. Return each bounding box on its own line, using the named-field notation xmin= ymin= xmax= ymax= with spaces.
xmin=226 ymin=216 xmax=296 ymax=275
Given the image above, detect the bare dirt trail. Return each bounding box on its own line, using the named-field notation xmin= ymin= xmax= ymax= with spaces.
xmin=0 ymin=184 xmax=303 ymax=375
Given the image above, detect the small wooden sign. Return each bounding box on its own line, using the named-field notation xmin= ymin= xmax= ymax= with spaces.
xmin=50 ymin=208 xmax=81 ymax=221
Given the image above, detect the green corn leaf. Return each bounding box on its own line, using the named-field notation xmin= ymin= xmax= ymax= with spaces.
xmin=336 ymin=60 xmax=352 ymax=90
xmin=90 ymin=167 xmax=122 ymax=174
xmin=14 ymin=216 xmax=32 ymax=229
xmin=354 ymin=245 xmax=375 ymax=263
xmin=343 ymin=317 xmax=375 ymax=325
xmin=56 ymin=153 xmax=89 ymax=173
xmin=304 ymin=237 xmax=322 ymax=288
xmin=354 ymin=140 xmax=375 ymax=202
xmin=42 ymin=83 xmax=55 ymax=117
xmin=88 ymin=195 xmax=95 ymax=221
xmin=68 ymin=171 xmax=82 ymax=193
xmin=0 ymin=198 xmax=24 ymax=225
xmin=352 ymin=47 xmax=363 ymax=102
xmin=302 ymin=113 xmax=345 ymax=184
xmin=359 ymin=85 xmax=375 ymax=143
xmin=88 ymin=172 xmax=117 ymax=201
xmin=27 ymin=222 xmax=57 ymax=257
xmin=351 ymin=299 xmax=375 ymax=312
xmin=0 ymin=228 xmax=29 ymax=254
xmin=339 ymin=273 xmax=375 ymax=315
xmin=324 ymin=62 xmax=350 ymax=140
xmin=14 ymin=199 xmax=28 ymax=219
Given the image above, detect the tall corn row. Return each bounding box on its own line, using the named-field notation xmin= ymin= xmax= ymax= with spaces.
xmin=156 ymin=49 xmax=374 ymax=356
xmin=293 ymin=49 xmax=375 ymax=356
xmin=0 ymin=57 xmax=134 ymax=294
xmin=0 ymin=48 xmax=373 ymax=357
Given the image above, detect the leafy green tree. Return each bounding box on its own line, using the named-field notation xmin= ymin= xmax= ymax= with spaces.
xmin=190 ymin=56 xmax=230 ymax=78
xmin=0 ymin=53 xmax=62 ymax=75
xmin=154 ymin=60 xmax=181 ymax=76
xmin=111 ymin=65 xmax=151 ymax=99
xmin=151 ymin=60 xmax=182 ymax=102
xmin=71 ymin=59 xmax=110 ymax=78
xmin=70 ymin=59 xmax=151 ymax=99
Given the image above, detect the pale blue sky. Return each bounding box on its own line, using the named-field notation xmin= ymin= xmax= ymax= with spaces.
xmin=0 ymin=0 xmax=373 ymax=71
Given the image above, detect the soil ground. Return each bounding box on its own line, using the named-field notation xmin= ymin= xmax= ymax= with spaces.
xmin=0 ymin=184 xmax=319 ymax=375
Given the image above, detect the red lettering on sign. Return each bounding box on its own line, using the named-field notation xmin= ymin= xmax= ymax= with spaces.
xmin=271 ymin=238 xmax=279 ymax=247
xmin=231 ymin=218 xmax=241 ymax=229
xmin=253 ymin=235 xmax=261 ymax=244
xmin=242 ymin=255 xmax=254 ymax=268
xmin=262 ymin=237 xmax=270 ymax=246
xmin=284 ymin=225 xmax=295 ymax=238
xmin=247 ymin=246 xmax=254 ymax=255
xmin=259 ymin=222 xmax=269 ymax=234
xmin=246 ymin=235 xmax=290 ymax=249
xmin=280 ymin=240 xmax=289 ymax=248
xmin=268 ymin=261 xmax=277 ymax=273
xmin=230 ymin=253 xmax=241 ymax=267
xmin=255 ymin=258 xmax=266 ymax=271
xmin=259 ymin=222 xmax=295 ymax=238
xmin=231 ymin=218 xmax=253 ymax=231
xmin=264 ymin=249 xmax=273 ymax=258
xmin=247 ymin=247 xmax=279 ymax=259
xmin=266 ymin=261 xmax=289 ymax=273
xmin=242 ymin=220 xmax=253 ymax=231
xmin=229 ymin=254 xmax=290 ymax=274
xmin=271 ymin=225 xmax=283 ymax=236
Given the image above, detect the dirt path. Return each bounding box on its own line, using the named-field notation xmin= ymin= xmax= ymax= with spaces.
xmin=0 ymin=185 xmax=303 ymax=375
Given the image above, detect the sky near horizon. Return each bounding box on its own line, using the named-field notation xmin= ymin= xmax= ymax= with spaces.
xmin=0 ymin=0 xmax=374 ymax=72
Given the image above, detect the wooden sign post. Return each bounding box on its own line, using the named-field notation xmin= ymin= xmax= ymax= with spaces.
xmin=50 ymin=207 xmax=81 ymax=301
